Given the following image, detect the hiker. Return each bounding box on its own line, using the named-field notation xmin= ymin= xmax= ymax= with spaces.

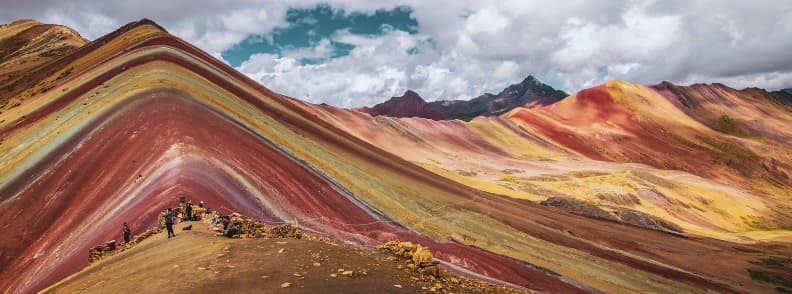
xmin=164 ymin=208 xmax=176 ymax=238
xmin=225 ymin=220 xmax=240 ymax=238
xmin=222 ymin=215 xmax=231 ymax=230
xmin=122 ymin=222 xmax=132 ymax=243
xmin=185 ymin=202 xmax=193 ymax=221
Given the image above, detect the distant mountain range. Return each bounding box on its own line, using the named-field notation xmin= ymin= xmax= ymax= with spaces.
xmin=355 ymin=75 xmax=568 ymax=121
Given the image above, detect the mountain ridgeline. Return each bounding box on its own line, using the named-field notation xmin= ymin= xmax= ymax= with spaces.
xmin=357 ymin=75 xmax=568 ymax=121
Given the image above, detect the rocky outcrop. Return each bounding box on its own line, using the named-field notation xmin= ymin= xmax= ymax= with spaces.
xmin=540 ymin=196 xmax=617 ymax=221
xmin=541 ymin=197 xmax=683 ymax=234
xmin=614 ymin=209 xmax=683 ymax=233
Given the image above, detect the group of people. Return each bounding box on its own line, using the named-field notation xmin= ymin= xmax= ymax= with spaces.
xmin=121 ymin=196 xmax=207 ymax=241
xmin=209 ymin=211 xmax=241 ymax=238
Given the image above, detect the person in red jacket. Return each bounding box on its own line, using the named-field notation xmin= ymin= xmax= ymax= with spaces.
xmin=122 ymin=222 xmax=132 ymax=243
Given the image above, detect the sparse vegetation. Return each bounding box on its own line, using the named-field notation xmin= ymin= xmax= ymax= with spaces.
xmin=751 ymin=257 xmax=791 ymax=268
xmin=715 ymin=114 xmax=750 ymax=137
xmin=747 ymin=269 xmax=792 ymax=288
xmin=700 ymin=136 xmax=756 ymax=159
xmin=5 ymin=80 xmax=18 ymax=92
xmin=716 ymin=114 xmax=739 ymax=133
xmin=56 ymin=67 xmax=74 ymax=80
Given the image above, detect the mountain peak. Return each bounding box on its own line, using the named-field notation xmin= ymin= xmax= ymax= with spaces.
xmin=400 ymin=90 xmax=424 ymax=101
xmin=520 ymin=75 xmax=540 ymax=85
xmin=497 ymin=75 xmax=567 ymax=100
xmin=354 ymin=90 xmax=446 ymax=120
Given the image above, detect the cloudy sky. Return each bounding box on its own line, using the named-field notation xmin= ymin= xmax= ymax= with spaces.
xmin=2 ymin=0 xmax=792 ymax=107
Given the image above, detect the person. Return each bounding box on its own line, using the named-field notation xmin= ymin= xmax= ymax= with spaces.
xmin=122 ymin=222 xmax=132 ymax=243
xmin=164 ymin=208 xmax=176 ymax=238
xmin=185 ymin=203 xmax=193 ymax=222
xmin=222 ymin=215 xmax=231 ymax=230
xmin=225 ymin=221 xmax=240 ymax=238
xmin=198 ymin=200 xmax=204 ymax=208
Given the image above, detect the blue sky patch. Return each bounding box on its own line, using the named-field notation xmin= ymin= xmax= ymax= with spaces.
xmin=597 ymin=66 xmax=609 ymax=79
xmin=222 ymin=4 xmax=419 ymax=66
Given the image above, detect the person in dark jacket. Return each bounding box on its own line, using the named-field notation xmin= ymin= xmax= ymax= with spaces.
xmin=164 ymin=208 xmax=176 ymax=238
xmin=122 ymin=222 xmax=132 ymax=243
xmin=225 ymin=221 xmax=240 ymax=238
xmin=185 ymin=203 xmax=193 ymax=221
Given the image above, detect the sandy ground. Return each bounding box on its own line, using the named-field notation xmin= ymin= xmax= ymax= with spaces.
xmin=43 ymin=222 xmax=526 ymax=294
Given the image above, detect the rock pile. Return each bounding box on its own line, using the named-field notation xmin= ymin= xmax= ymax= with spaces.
xmin=205 ymin=211 xmax=305 ymax=239
xmin=377 ymin=240 xmax=438 ymax=276
xmin=269 ymin=224 xmax=302 ymax=239
xmin=377 ymin=240 xmax=529 ymax=293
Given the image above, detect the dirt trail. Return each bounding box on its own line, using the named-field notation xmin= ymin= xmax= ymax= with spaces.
xmin=43 ymin=222 xmax=527 ymax=294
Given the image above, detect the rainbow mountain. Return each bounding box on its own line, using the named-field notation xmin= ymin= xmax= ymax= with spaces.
xmin=1 ymin=19 xmax=791 ymax=293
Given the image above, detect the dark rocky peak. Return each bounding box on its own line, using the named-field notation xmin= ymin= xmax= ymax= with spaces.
xmin=497 ymin=75 xmax=567 ymax=99
xmin=355 ymin=90 xmax=447 ymax=120
xmin=397 ymin=90 xmax=425 ymax=102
